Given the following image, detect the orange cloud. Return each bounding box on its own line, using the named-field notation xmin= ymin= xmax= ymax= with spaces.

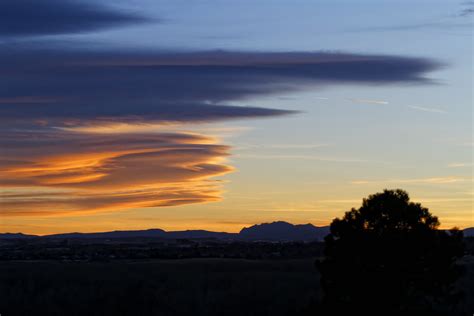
xmin=0 ymin=131 xmax=233 ymax=216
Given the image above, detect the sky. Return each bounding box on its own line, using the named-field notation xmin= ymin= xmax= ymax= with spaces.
xmin=0 ymin=0 xmax=472 ymax=234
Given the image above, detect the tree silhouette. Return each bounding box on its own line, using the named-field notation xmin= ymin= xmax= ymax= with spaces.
xmin=317 ymin=189 xmax=464 ymax=316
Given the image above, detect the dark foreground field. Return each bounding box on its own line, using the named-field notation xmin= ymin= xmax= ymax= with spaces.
xmin=2 ymin=256 xmax=474 ymax=316
xmin=0 ymin=258 xmax=323 ymax=316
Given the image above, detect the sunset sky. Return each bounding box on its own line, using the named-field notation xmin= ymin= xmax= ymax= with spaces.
xmin=0 ymin=0 xmax=472 ymax=234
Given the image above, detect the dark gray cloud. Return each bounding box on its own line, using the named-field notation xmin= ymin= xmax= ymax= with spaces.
xmin=460 ymin=8 xmax=474 ymax=15
xmin=0 ymin=0 xmax=148 ymax=38
xmin=459 ymin=2 xmax=474 ymax=16
xmin=0 ymin=48 xmax=440 ymax=127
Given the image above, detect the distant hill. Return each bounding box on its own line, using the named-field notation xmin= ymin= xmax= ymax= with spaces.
xmin=44 ymin=229 xmax=167 ymax=239
xmin=464 ymin=227 xmax=474 ymax=237
xmin=0 ymin=233 xmax=37 ymax=239
xmin=239 ymin=221 xmax=329 ymax=241
xmin=0 ymin=222 xmax=326 ymax=241
xmin=165 ymin=230 xmax=237 ymax=240
xmin=44 ymin=228 xmax=238 ymax=240
xmin=1 ymin=223 xmax=473 ymax=241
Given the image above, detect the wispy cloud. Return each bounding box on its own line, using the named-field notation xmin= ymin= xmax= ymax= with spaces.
xmin=347 ymin=98 xmax=389 ymax=105
xmin=236 ymin=143 xmax=330 ymax=150
xmin=448 ymin=162 xmax=473 ymax=168
xmin=278 ymin=96 xmax=329 ymax=101
xmin=351 ymin=176 xmax=469 ymax=185
xmin=236 ymin=154 xmax=382 ymax=164
xmin=59 ymin=122 xmax=253 ymax=140
xmin=357 ymin=21 xmax=472 ymax=32
xmin=460 ymin=8 xmax=474 ymax=16
xmin=459 ymin=1 xmax=474 ymax=16
xmin=267 ymin=144 xmax=330 ymax=149
xmin=353 ymin=3 xmax=473 ymax=33
xmin=407 ymin=105 xmax=447 ymax=114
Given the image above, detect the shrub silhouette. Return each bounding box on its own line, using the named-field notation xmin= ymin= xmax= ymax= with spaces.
xmin=317 ymin=189 xmax=464 ymax=316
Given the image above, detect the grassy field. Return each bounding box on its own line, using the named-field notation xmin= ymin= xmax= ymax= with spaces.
xmin=0 ymin=258 xmax=322 ymax=316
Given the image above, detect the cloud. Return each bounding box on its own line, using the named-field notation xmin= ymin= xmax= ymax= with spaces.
xmin=0 ymin=46 xmax=442 ymax=217
xmin=0 ymin=48 xmax=440 ymax=128
xmin=0 ymin=130 xmax=233 ymax=216
xmin=354 ymin=3 xmax=473 ymax=33
xmin=460 ymin=8 xmax=474 ymax=16
xmin=347 ymin=98 xmax=389 ymax=105
xmin=448 ymin=162 xmax=473 ymax=168
xmin=259 ymin=144 xmax=330 ymax=149
xmin=351 ymin=176 xmax=469 ymax=185
xmin=357 ymin=22 xmax=472 ymax=32
xmin=235 ymin=143 xmax=330 ymax=150
xmin=460 ymin=1 xmax=474 ymax=16
xmin=407 ymin=105 xmax=447 ymax=114
xmin=0 ymin=0 xmax=148 ymax=38
xmin=236 ymin=154 xmax=378 ymax=163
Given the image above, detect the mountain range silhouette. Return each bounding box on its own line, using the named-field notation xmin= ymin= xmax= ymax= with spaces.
xmin=1 ymin=221 xmax=472 ymax=241
xmin=0 ymin=221 xmax=330 ymax=241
